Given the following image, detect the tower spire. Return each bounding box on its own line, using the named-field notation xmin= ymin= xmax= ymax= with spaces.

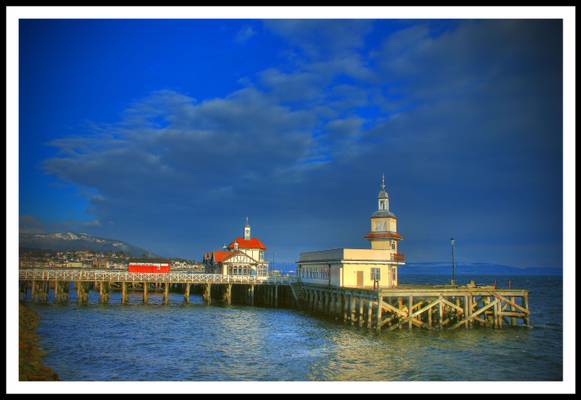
xmin=377 ymin=174 xmax=389 ymax=212
xmin=244 ymin=217 xmax=251 ymax=240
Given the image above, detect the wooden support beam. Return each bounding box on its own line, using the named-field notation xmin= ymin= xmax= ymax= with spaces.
xmin=204 ymin=283 xmax=212 ymax=304
xmin=523 ymin=294 xmax=530 ymax=327
xmin=375 ymin=294 xmax=383 ymax=332
xmin=463 ymin=295 xmax=469 ymax=329
xmin=163 ymin=282 xmax=169 ymax=305
xmin=31 ymin=280 xmax=37 ymax=303
xmin=408 ymin=296 xmax=413 ymax=329
xmin=225 ymin=284 xmax=232 ymax=305
xmin=53 ymin=280 xmax=59 ymax=304
xmin=348 ymin=294 xmax=354 ymax=325
xmin=358 ymin=297 xmax=364 ymax=327
xmin=184 ymin=283 xmax=190 ymax=304
xmin=121 ymin=282 xmax=127 ymax=304
xmin=381 ymin=300 xmax=407 ymax=317
xmin=451 ymin=298 xmax=499 ymax=329
xmin=492 ymin=293 xmax=530 ymax=315
xmin=510 ymin=296 xmax=517 ymax=326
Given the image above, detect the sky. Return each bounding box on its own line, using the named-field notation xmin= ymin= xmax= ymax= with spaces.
xmin=19 ymin=19 xmax=563 ymax=268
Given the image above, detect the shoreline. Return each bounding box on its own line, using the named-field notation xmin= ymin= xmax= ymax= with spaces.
xmin=19 ymin=303 xmax=59 ymax=381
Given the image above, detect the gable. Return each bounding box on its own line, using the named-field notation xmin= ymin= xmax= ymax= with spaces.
xmin=222 ymin=251 xmax=260 ymax=264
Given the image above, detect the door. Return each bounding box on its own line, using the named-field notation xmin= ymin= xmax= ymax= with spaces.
xmin=356 ymin=271 xmax=364 ymax=287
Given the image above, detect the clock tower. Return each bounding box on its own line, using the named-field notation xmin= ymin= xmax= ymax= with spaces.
xmin=364 ymin=174 xmax=403 ymax=255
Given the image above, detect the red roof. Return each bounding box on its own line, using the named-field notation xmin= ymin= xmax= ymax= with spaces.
xmin=212 ymin=251 xmax=233 ymax=263
xmin=228 ymin=237 xmax=266 ymax=250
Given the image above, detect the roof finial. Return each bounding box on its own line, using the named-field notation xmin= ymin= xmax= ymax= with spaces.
xmin=381 ymin=173 xmax=386 ymax=191
xmin=245 ymin=216 xmax=249 ymax=226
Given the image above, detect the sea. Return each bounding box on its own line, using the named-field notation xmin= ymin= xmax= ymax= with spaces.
xmin=24 ymin=274 xmax=562 ymax=381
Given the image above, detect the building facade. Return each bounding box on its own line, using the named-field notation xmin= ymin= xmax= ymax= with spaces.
xmin=203 ymin=219 xmax=269 ymax=277
xmin=297 ymin=175 xmax=405 ymax=289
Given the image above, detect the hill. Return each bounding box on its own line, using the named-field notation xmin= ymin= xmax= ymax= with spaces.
xmin=19 ymin=232 xmax=156 ymax=257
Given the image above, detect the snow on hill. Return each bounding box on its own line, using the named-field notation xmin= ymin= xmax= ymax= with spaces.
xmin=19 ymin=232 xmax=156 ymax=257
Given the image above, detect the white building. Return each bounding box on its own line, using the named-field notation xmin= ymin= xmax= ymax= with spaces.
xmin=297 ymin=176 xmax=405 ymax=289
xmin=203 ymin=219 xmax=269 ymax=277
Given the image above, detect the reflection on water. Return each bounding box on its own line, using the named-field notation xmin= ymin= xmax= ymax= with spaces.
xmin=27 ymin=275 xmax=562 ymax=381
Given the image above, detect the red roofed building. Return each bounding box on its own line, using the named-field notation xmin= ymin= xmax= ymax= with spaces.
xmin=203 ymin=218 xmax=269 ymax=277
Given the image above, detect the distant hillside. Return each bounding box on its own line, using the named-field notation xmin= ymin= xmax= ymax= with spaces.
xmin=19 ymin=232 xmax=156 ymax=257
xmin=399 ymin=262 xmax=562 ymax=276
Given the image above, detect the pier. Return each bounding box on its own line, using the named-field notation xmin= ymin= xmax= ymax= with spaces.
xmin=19 ymin=269 xmax=295 ymax=308
xmin=19 ymin=268 xmax=530 ymax=331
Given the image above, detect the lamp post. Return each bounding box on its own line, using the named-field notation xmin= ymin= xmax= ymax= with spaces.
xmin=450 ymin=238 xmax=456 ymax=286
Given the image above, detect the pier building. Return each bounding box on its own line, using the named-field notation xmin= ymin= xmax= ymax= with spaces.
xmin=297 ymin=176 xmax=405 ymax=289
xmin=128 ymin=258 xmax=170 ymax=273
xmin=203 ymin=219 xmax=269 ymax=277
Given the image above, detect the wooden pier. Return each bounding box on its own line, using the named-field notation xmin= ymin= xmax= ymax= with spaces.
xmin=19 ymin=269 xmax=295 ymax=308
xmin=300 ymin=284 xmax=530 ymax=330
xmin=19 ymin=269 xmax=530 ymax=331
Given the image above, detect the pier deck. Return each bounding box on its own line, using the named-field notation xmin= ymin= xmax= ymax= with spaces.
xmin=19 ymin=268 xmax=530 ymax=331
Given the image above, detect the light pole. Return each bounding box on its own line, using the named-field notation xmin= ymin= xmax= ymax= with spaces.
xmin=450 ymin=238 xmax=456 ymax=286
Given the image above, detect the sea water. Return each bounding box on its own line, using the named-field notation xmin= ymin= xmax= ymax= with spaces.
xmin=26 ymin=275 xmax=562 ymax=381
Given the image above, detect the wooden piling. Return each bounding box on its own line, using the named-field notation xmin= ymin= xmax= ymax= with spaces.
xmin=375 ymin=293 xmax=383 ymax=332
xmin=348 ymin=294 xmax=354 ymax=325
xmin=53 ymin=280 xmax=60 ymax=304
xmin=143 ymin=282 xmax=148 ymax=304
xmin=224 ymin=284 xmax=232 ymax=305
xmin=163 ymin=282 xmax=169 ymax=305
xmin=523 ymin=293 xmax=530 ymax=327
xmin=408 ymin=296 xmax=413 ymax=329
xmin=358 ymin=296 xmax=364 ymax=327
xmin=31 ymin=280 xmax=37 ymax=302
xmin=203 ymin=283 xmax=212 ymax=305
xmin=121 ymin=282 xmax=127 ymax=304
xmin=184 ymin=283 xmax=190 ymax=304
xmin=76 ymin=281 xmax=82 ymax=304
xmin=510 ymin=296 xmax=517 ymax=326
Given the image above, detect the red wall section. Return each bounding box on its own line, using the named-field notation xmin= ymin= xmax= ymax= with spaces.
xmin=128 ymin=264 xmax=170 ymax=273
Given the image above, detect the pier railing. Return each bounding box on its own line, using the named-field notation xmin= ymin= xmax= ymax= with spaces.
xmin=19 ymin=268 xmax=297 ymax=285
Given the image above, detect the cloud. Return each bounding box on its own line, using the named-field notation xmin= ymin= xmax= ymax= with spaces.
xmin=20 ymin=215 xmax=46 ymax=233
xmin=264 ymin=20 xmax=372 ymax=59
xmin=38 ymin=20 xmax=562 ymax=268
xmin=235 ymin=25 xmax=256 ymax=43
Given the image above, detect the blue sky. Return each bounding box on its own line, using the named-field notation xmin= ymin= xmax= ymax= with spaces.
xmin=19 ymin=19 xmax=563 ymax=268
